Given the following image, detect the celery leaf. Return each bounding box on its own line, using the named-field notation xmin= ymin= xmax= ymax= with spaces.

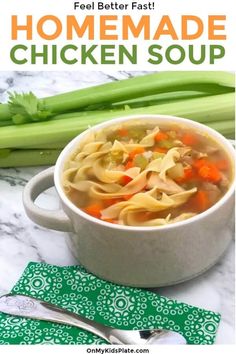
xmin=8 ymin=92 xmax=53 ymax=124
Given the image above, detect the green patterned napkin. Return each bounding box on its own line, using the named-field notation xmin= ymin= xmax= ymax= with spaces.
xmin=0 ymin=262 xmax=220 ymax=345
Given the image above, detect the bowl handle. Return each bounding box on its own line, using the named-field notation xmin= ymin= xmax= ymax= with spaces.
xmin=23 ymin=167 xmax=73 ymax=232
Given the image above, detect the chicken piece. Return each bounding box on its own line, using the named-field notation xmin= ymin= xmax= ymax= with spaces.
xmin=191 ymin=150 xmax=207 ymax=159
xmin=182 ymin=155 xmax=194 ymax=166
xmin=202 ymin=182 xmax=221 ymax=204
xmin=218 ymin=173 xmax=230 ymax=190
xmin=204 ymin=145 xmax=219 ymax=155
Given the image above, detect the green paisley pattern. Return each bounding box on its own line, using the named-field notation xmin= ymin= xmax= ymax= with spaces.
xmin=0 ymin=262 xmax=220 ymax=345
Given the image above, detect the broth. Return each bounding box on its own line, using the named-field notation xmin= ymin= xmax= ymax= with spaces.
xmin=63 ymin=120 xmax=232 ymax=227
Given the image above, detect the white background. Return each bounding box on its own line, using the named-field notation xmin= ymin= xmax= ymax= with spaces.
xmin=0 ymin=0 xmax=235 ymax=70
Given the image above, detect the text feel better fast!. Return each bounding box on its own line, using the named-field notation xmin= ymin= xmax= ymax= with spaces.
xmin=74 ymin=1 xmax=155 ymax=10
xmin=10 ymin=15 xmax=227 ymax=65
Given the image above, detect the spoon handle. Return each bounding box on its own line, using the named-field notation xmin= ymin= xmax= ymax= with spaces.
xmin=0 ymin=294 xmax=110 ymax=342
xmin=0 ymin=294 xmax=187 ymax=345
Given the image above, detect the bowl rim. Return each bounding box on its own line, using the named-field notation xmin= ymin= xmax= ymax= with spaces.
xmin=54 ymin=114 xmax=235 ymax=232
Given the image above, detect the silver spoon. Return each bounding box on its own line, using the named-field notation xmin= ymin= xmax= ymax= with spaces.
xmin=0 ymin=294 xmax=186 ymax=345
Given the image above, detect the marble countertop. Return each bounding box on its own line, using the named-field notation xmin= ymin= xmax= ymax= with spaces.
xmin=0 ymin=71 xmax=234 ymax=344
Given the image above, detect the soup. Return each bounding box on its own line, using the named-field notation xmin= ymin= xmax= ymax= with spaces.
xmin=62 ymin=120 xmax=232 ymax=226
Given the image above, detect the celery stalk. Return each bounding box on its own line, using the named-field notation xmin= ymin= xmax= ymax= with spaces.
xmin=0 ymin=149 xmax=61 ymax=168
xmin=0 ymin=93 xmax=234 ymax=149
xmin=0 ymin=120 xmax=12 ymax=127
xmin=21 ymin=142 xmax=69 ymax=150
xmin=0 ymin=105 xmax=11 ymax=121
xmin=207 ymin=120 xmax=235 ymax=138
xmin=42 ymin=72 xmax=235 ymax=114
xmin=110 ymin=88 xmax=232 ymax=110
xmin=52 ymin=91 xmax=235 ymax=124
xmin=0 ymin=72 xmax=234 ymax=122
xmin=111 ymin=90 xmax=209 ymax=109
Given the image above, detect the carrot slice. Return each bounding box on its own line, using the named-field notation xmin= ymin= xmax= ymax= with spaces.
xmin=103 ymin=218 xmax=117 ymax=224
xmin=181 ymin=134 xmax=198 ymax=146
xmin=83 ymin=204 xmax=102 ymax=218
xmin=175 ymin=166 xmax=195 ymax=183
xmin=104 ymin=198 xmax=123 ymax=207
xmin=129 ymin=147 xmax=145 ymax=160
xmin=193 ymin=159 xmax=206 ymax=169
xmin=184 ymin=166 xmax=195 ymax=180
xmin=153 ymin=147 xmax=168 ymax=153
xmin=120 ymin=175 xmax=133 ymax=185
xmin=123 ymin=194 xmax=133 ymax=200
xmin=124 ymin=160 xmax=134 ymax=170
xmin=198 ymin=164 xmax=221 ymax=183
xmin=195 ymin=190 xmax=209 ymax=212
xmin=137 ymin=211 xmax=153 ymax=222
xmin=193 ymin=158 xmax=221 ymax=183
xmin=155 ymin=131 xmax=169 ymax=142
xmin=117 ymin=128 xmax=129 ymax=137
